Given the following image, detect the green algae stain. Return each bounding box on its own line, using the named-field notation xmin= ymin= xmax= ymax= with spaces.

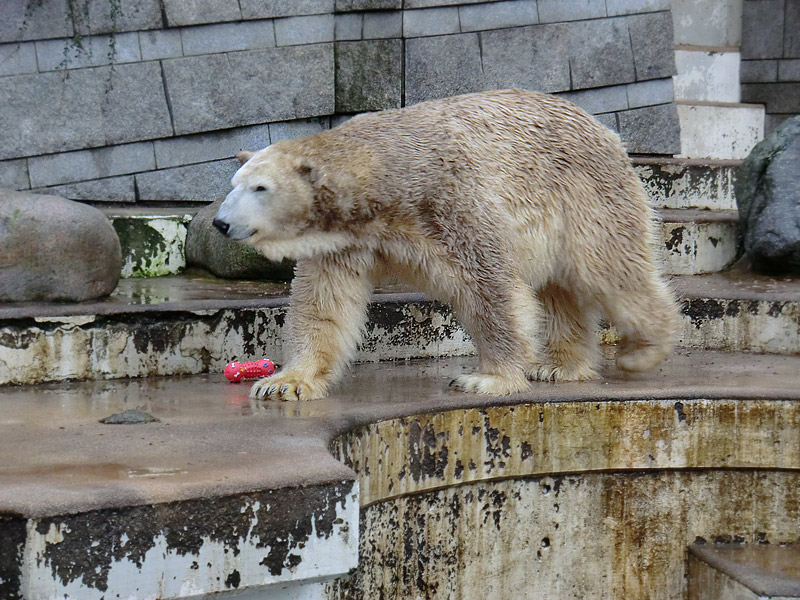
xmin=112 ymin=218 xmax=187 ymax=278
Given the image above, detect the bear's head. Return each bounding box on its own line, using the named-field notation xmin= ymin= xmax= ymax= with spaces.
xmin=213 ymin=146 xmax=354 ymax=262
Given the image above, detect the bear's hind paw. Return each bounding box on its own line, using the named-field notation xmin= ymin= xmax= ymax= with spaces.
xmin=449 ymin=373 xmax=529 ymax=396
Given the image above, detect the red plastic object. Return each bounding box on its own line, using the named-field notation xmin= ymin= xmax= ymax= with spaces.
xmin=224 ymin=360 xmax=276 ymax=383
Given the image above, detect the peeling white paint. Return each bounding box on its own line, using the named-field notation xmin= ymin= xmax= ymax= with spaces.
xmin=635 ymin=163 xmax=737 ymax=210
xmin=20 ymin=487 xmax=359 ymax=600
xmin=674 ymin=50 xmax=741 ymax=103
xmin=677 ymin=103 xmax=764 ymax=160
xmin=660 ymin=220 xmax=740 ymax=275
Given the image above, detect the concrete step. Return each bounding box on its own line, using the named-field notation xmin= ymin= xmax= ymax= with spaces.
xmin=634 ymin=158 xmax=738 ymax=211
xmin=659 ymin=209 xmax=740 ymax=275
xmin=689 ymin=543 xmax=800 ymax=599
xmin=105 ymin=203 xmax=741 ymax=280
xmin=676 ymin=101 xmax=765 ymax=160
xmin=1 ymin=265 xmax=798 ymax=385
xmin=2 ymin=352 xmax=800 ymax=599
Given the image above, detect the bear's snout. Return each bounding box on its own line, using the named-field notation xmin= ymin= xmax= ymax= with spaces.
xmin=212 ymin=218 xmax=230 ymax=236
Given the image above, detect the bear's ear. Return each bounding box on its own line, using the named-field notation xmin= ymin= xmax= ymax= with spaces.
xmin=295 ymin=161 xmax=318 ymax=184
xmin=236 ymin=151 xmax=255 ymax=165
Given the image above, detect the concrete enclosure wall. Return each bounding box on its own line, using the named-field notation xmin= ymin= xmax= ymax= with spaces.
xmin=740 ymin=0 xmax=800 ymax=133
xmin=0 ymin=0 xmax=679 ymax=207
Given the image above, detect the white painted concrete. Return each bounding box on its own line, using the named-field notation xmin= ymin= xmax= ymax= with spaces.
xmin=674 ymin=50 xmax=741 ymax=103
xmin=677 ymin=103 xmax=764 ymax=159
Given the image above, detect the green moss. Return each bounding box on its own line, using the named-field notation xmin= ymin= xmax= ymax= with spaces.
xmin=112 ymin=219 xmax=179 ymax=278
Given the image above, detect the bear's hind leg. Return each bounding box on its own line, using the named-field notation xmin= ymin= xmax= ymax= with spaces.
xmin=599 ymin=277 xmax=679 ymax=374
xmin=530 ymin=283 xmax=601 ymax=382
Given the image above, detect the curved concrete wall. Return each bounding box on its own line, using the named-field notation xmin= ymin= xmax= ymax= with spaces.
xmin=330 ymin=399 xmax=800 ymax=598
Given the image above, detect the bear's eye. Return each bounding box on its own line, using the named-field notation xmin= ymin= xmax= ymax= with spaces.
xmin=254 ymin=185 xmax=268 ymax=192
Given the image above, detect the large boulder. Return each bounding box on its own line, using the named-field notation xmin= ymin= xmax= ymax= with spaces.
xmin=185 ymin=199 xmax=294 ymax=280
xmin=735 ymin=116 xmax=800 ymax=274
xmin=0 ymin=190 xmax=121 ymax=302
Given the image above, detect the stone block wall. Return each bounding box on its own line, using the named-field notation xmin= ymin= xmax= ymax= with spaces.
xmin=0 ymin=0 xmax=679 ymax=206
xmin=740 ymin=0 xmax=800 ymax=133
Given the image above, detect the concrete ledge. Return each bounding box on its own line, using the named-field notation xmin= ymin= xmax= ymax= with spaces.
xmin=689 ymin=544 xmax=800 ymax=599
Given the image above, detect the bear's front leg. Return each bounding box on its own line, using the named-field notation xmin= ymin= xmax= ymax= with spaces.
xmin=250 ymin=252 xmax=374 ymax=401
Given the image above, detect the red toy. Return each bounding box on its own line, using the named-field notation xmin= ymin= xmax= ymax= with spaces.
xmin=224 ymin=359 xmax=276 ymax=383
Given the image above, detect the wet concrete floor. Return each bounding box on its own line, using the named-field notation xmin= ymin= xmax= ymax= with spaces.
xmin=2 ymin=348 xmax=800 ymax=518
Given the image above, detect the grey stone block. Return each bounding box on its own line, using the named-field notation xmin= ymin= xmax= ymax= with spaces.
xmin=672 ymin=0 xmax=743 ymax=46
xmin=405 ymin=33 xmax=485 ymax=105
xmin=481 ymin=24 xmax=570 ymax=93
xmin=787 ymin=0 xmax=800 ymax=57
xmin=0 ymin=62 xmax=172 ymax=160
xmin=405 ymin=0 xmax=486 ymax=7
xmin=36 ymin=32 xmax=142 ymax=72
xmin=269 ymin=118 xmax=330 ymax=142
xmin=558 ymin=85 xmax=628 ymax=114
xmin=335 ymin=13 xmax=363 ymax=40
xmin=336 ymin=39 xmax=402 ymax=112
xmin=626 ymin=78 xmax=674 ymax=108
xmin=569 ymin=18 xmax=636 ymax=89
xmin=742 ymin=82 xmax=800 ymax=114
xmin=628 ymin=12 xmax=676 ymax=81
xmin=163 ymin=0 xmax=241 ymax=27
xmin=593 ymin=112 xmax=619 ymax=132
xmin=154 ymin=124 xmax=272 ymax=169
xmin=538 ymin=0 xmax=605 ymax=23
xmin=162 ymin=44 xmax=334 ymax=136
xmin=741 ymin=0 xmax=784 ymax=59
xmin=136 ymin=159 xmax=239 ymax=202
xmin=139 ymin=29 xmax=183 ymax=60
xmin=28 ymin=142 xmax=156 ymax=188
xmin=0 ymin=42 xmax=37 ymax=76
xmin=0 ymin=159 xmax=29 ymax=189
xmin=73 ymin=0 xmax=163 ymax=36
xmin=0 ymin=0 xmax=73 ymax=43
xmin=362 ymin=11 xmax=402 ymax=39
xmin=241 ymin=0 xmax=334 ymax=19
xmin=778 ymin=59 xmax=800 ymax=81
xmin=32 ymin=175 xmax=137 ymax=203
xmin=459 ymin=1 xmax=538 ymax=32
xmin=617 ymin=103 xmax=680 ymax=154
xmin=403 ymin=7 xmax=460 ymax=37
xmin=182 ymin=20 xmax=276 ymax=56
xmin=606 ymin=0 xmax=670 ymax=16
xmin=275 ymin=14 xmax=335 ymax=46
xmin=741 ymin=59 xmax=778 ymax=83
xmin=336 ymin=0 xmax=401 ymax=10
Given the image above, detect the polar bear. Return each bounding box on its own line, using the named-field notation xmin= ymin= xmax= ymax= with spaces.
xmin=213 ymin=89 xmax=679 ymax=401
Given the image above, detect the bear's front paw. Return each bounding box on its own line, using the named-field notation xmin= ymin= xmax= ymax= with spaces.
xmin=449 ymin=373 xmax=529 ymax=396
xmin=249 ymin=370 xmax=328 ymax=402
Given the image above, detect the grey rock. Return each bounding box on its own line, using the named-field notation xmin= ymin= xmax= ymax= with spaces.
xmin=0 ymin=159 xmax=29 ymax=190
xmin=0 ymin=41 xmax=37 ymax=76
xmin=336 ymin=40 xmax=403 ymax=113
xmin=735 ymin=116 xmax=800 ymax=274
xmin=100 ymin=409 xmax=160 ymax=424
xmin=186 ymin=199 xmax=294 ymax=280
xmin=0 ymin=0 xmax=73 ymax=43
xmin=0 ymin=190 xmax=121 ymax=302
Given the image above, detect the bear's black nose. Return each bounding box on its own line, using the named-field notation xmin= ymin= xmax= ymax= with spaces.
xmin=212 ymin=218 xmax=230 ymax=236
